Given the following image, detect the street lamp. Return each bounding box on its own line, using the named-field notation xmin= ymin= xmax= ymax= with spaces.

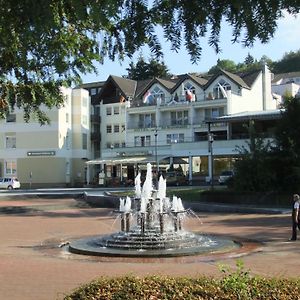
xmin=154 ymin=129 xmax=159 ymax=186
xmin=208 ymin=132 xmax=214 ymax=190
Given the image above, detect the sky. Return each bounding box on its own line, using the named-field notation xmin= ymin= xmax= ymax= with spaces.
xmin=81 ymin=12 xmax=300 ymax=83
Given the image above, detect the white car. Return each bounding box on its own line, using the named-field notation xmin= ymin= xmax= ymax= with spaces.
xmin=218 ymin=171 xmax=234 ymax=185
xmin=0 ymin=177 xmax=21 ymax=190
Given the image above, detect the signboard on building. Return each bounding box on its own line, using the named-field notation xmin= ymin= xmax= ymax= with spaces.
xmin=27 ymin=151 xmax=56 ymax=156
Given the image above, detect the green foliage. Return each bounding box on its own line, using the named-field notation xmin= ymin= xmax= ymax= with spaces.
xmin=272 ymin=96 xmax=300 ymax=191
xmin=208 ymin=59 xmax=237 ymax=74
xmin=208 ymin=55 xmax=274 ymax=75
xmin=125 ymin=55 xmax=171 ymax=80
xmin=1 ymin=1 xmax=300 ymax=123
xmin=219 ymin=260 xmax=254 ymax=299
xmin=232 ymin=96 xmax=300 ymax=192
xmin=233 ymin=121 xmax=275 ymax=192
xmin=273 ymin=50 xmax=300 ymax=73
xmin=64 ymin=266 xmax=300 ymax=300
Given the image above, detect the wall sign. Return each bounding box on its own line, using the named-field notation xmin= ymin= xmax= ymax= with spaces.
xmin=27 ymin=151 xmax=56 ymax=156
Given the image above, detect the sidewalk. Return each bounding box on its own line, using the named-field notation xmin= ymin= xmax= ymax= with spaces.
xmin=0 ymin=195 xmax=299 ymax=300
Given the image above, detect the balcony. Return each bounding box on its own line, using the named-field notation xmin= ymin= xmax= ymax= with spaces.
xmin=91 ymin=115 xmax=101 ymax=123
xmin=91 ymin=132 xmax=101 ymax=142
xmin=160 ymin=118 xmax=191 ymax=129
xmin=127 ymin=120 xmax=157 ymax=130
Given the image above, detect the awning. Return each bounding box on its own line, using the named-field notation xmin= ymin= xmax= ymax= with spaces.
xmin=86 ymin=155 xmax=169 ymax=165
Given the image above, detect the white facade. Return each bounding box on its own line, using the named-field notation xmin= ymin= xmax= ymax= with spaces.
xmin=0 ymin=87 xmax=91 ymax=187
xmin=91 ymin=66 xmax=278 ymax=184
xmin=272 ymin=71 xmax=300 ymax=98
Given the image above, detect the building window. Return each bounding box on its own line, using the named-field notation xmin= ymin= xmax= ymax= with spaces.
xmin=6 ymin=114 xmax=16 ymax=122
xmin=66 ymin=113 xmax=69 ymax=123
xmin=183 ymin=82 xmax=196 ymax=101
xmin=134 ymin=135 xmax=151 ymax=147
xmin=114 ymin=125 xmax=120 ymax=133
xmin=5 ymin=135 xmax=16 ymax=149
xmin=205 ymin=107 xmax=225 ymax=119
xmin=151 ymin=86 xmax=165 ymax=105
xmin=106 ymin=125 xmax=112 ymax=133
xmin=66 ymin=161 xmax=70 ymax=175
xmin=5 ymin=160 xmax=17 ymax=175
xmin=64 ymin=94 xmax=70 ymax=106
xmin=106 ymin=107 xmax=112 ymax=115
xmin=138 ymin=113 xmax=156 ymax=128
xmin=82 ymin=133 xmax=87 ymax=149
xmin=170 ymin=111 xmax=188 ymax=126
xmin=82 ymin=97 xmax=88 ymax=107
xmin=166 ymin=133 xmax=184 ymax=144
xmin=65 ymin=133 xmax=70 ymax=149
xmin=114 ymin=142 xmax=120 ymax=148
xmin=91 ymin=88 xmax=97 ymax=95
xmin=82 ymin=114 xmax=88 ymax=125
xmin=213 ymin=79 xmax=231 ymax=99
xmin=113 ymin=106 xmax=119 ymax=115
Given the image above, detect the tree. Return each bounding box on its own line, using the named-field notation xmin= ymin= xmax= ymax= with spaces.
xmin=1 ymin=0 xmax=299 ymax=123
xmin=232 ymin=96 xmax=300 ymax=192
xmin=126 ymin=56 xmax=171 ymax=80
xmin=244 ymin=53 xmax=255 ymax=65
xmin=272 ymin=96 xmax=300 ymax=190
xmin=272 ymin=50 xmax=300 ymax=73
xmin=208 ymin=59 xmax=237 ymax=74
xmin=232 ymin=121 xmax=275 ymax=192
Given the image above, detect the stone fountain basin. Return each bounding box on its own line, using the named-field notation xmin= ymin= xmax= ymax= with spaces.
xmin=69 ymin=231 xmax=239 ymax=257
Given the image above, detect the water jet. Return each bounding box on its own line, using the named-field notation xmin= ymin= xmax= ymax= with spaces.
xmin=69 ymin=163 xmax=238 ymax=257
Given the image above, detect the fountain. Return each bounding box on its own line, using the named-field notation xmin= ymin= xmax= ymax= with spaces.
xmin=69 ymin=163 xmax=238 ymax=257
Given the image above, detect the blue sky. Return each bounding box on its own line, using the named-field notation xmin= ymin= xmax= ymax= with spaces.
xmin=81 ymin=12 xmax=300 ymax=83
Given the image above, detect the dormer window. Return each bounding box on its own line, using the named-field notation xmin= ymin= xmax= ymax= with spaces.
xmin=143 ymin=86 xmax=165 ymax=105
xmin=152 ymin=86 xmax=165 ymax=105
xmin=183 ymin=82 xmax=196 ymax=101
xmin=213 ymin=79 xmax=231 ymax=99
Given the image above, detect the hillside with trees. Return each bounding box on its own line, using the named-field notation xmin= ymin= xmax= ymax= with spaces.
xmin=208 ymin=50 xmax=300 ymax=75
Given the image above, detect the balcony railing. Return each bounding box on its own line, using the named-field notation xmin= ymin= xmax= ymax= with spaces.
xmin=91 ymin=132 xmax=101 ymax=141
xmin=127 ymin=120 xmax=157 ymax=130
xmin=90 ymin=115 xmax=101 ymax=123
xmin=129 ymin=94 xmax=227 ymax=108
xmin=160 ymin=118 xmax=191 ymax=128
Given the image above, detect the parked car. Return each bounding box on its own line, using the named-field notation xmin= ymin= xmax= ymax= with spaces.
xmin=0 ymin=177 xmax=21 ymax=190
xmin=218 ymin=170 xmax=234 ymax=185
xmin=165 ymin=171 xmax=188 ymax=186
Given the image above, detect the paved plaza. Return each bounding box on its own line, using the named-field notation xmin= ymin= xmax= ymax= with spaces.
xmin=0 ymin=194 xmax=300 ymax=300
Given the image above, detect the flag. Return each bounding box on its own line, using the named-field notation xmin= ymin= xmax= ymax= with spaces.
xmin=218 ymin=83 xmax=227 ymax=98
xmin=143 ymin=90 xmax=153 ymax=104
xmin=119 ymin=95 xmax=126 ymax=103
xmin=186 ymin=90 xmax=195 ymax=101
xmin=181 ymin=83 xmax=185 ymax=96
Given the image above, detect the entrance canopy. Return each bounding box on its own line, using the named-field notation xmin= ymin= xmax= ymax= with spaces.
xmin=86 ymin=155 xmax=169 ymax=166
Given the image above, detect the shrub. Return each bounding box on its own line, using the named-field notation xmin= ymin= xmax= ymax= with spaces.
xmin=64 ymin=262 xmax=300 ymax=300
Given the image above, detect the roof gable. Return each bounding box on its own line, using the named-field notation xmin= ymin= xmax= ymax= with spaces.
xmin=205 ymin=69 xmax=251 ymax=90
xmin=98 ymin=75 xmax=137 ymax=104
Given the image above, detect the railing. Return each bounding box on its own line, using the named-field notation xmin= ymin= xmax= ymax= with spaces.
xmin=127 ymin=121 xmax=157 ymax=130
xmin=160 ymin=118 xmax=191 ymax=128
xmin=129 ymin=94 xmax=227 ymax=108
xmin=90 ymin=115 xmax=101 ymax=123
xmin=91 ymin=132 xmax=101 ymax=141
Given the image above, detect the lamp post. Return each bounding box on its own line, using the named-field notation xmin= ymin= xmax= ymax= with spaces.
xmin=154 ymin=129 xmax=158 ymax=186
xmin=208 ymin=131 xmax=214 ymax=190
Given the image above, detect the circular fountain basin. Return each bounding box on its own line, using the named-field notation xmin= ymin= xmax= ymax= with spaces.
xmin=69 ymin=230 xmax=239 ymax=257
